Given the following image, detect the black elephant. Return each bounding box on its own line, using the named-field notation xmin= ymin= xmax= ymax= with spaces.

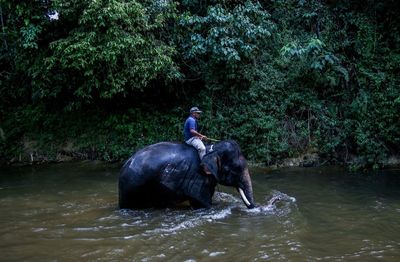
xmin=118 ymin=140 xmax=255 ymax=209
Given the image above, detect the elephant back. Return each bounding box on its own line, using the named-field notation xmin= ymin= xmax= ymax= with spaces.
xmin=121 ymin=142 xmax=200 ymax=179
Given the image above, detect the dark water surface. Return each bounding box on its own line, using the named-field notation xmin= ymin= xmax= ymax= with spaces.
xmin=1 ymin=163 xmax=400 ymax=261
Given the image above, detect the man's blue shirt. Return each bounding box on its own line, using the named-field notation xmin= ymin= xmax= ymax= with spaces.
xmin=184 ymin=116 xmax=197 ymax=141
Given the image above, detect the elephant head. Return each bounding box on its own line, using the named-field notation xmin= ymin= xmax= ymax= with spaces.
xmin=201 ymin=140 xmax=255 ymax=209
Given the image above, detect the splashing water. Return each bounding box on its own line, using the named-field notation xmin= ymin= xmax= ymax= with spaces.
xmin=118 ymin=190 xmax=297 ymax=237
xmin=243 ymin=190 xmax=297 ymax=216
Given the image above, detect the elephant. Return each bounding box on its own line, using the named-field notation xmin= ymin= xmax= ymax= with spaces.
xmin=118 ymin=140 xmax=255 ymax=209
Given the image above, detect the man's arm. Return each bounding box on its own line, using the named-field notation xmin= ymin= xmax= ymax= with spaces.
xmin=190 ymin=128 xmax=207 ymax=140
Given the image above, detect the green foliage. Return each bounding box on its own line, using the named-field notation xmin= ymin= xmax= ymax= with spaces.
xmin=181 ymin=1 xmax=273 ymax=62
xmin=0 ymin=1 xmax=49 ymax=106
xmin=177 ymin=0 xmax=275 ymax=84
xmin=40 ymin=0 xmax=179 ymax=103
xmin=100 ymin=109 xmax=182 ymax=160
xmin=0 ymin=106 xmax=182 ymax=162
xmin=1 ymin=0 xmax=400 ymax=169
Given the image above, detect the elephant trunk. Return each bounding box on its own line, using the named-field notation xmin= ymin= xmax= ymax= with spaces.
xmin=237 ymin=168 xmax=255 ymax=209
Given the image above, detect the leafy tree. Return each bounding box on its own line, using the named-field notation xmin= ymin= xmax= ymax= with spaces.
xmin=37 ymin=0 xmax=180 ymax=107
xmin=177 ymin=1 xmax=275 ymax=90
xmin=1 ymin=0 xmax=399 ymax=169
xmin=0 ymin=0 xmax=50 ymax=106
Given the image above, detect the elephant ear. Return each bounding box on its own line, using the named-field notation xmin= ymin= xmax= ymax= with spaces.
xmin=200 ymin=152 xmax=221 ymax=182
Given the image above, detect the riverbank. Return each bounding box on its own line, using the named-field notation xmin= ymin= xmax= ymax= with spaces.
xmin=2 ymin=147 xmax=399 ymax=170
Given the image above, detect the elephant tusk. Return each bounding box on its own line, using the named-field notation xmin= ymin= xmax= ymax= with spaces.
xmin=238 ymin=187 xmax=251 ymax=207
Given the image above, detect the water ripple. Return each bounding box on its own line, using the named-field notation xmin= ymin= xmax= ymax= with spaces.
xmin=116 ymin=191 xmax=297 ymax=239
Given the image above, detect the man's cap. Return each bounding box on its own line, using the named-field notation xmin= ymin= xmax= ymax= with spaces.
xmin=190 ymin=107 xmax=202 ymax=113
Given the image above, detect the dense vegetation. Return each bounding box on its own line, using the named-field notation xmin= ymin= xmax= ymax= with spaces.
xmin=1 ymin=0 xmax=399 ymax=169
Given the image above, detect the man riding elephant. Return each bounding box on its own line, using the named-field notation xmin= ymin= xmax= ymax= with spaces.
xmin=119 ymin=140 xmax=255 ymax=210
xmin=183 ymin=106 xmax=208 ymax=159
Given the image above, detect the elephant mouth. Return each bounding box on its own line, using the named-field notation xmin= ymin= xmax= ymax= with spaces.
xmin=237 ymin=187 xmax=255 ymax=209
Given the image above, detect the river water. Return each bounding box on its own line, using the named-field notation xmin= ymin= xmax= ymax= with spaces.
xmin=1 ymin=162 xmax=400 ymax=261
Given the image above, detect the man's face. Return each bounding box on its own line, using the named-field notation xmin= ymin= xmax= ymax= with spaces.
xmin=193 ymin=112 xmax=201 ymax=119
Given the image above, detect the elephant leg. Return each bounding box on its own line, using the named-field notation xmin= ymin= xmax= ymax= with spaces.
xmin=119 ymin=182 xmax=188 ymax=209
xmin=118 ymin=184 xmax=144 ymax=209
xmin=189 ymin=198 xmax=209 ymax=209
